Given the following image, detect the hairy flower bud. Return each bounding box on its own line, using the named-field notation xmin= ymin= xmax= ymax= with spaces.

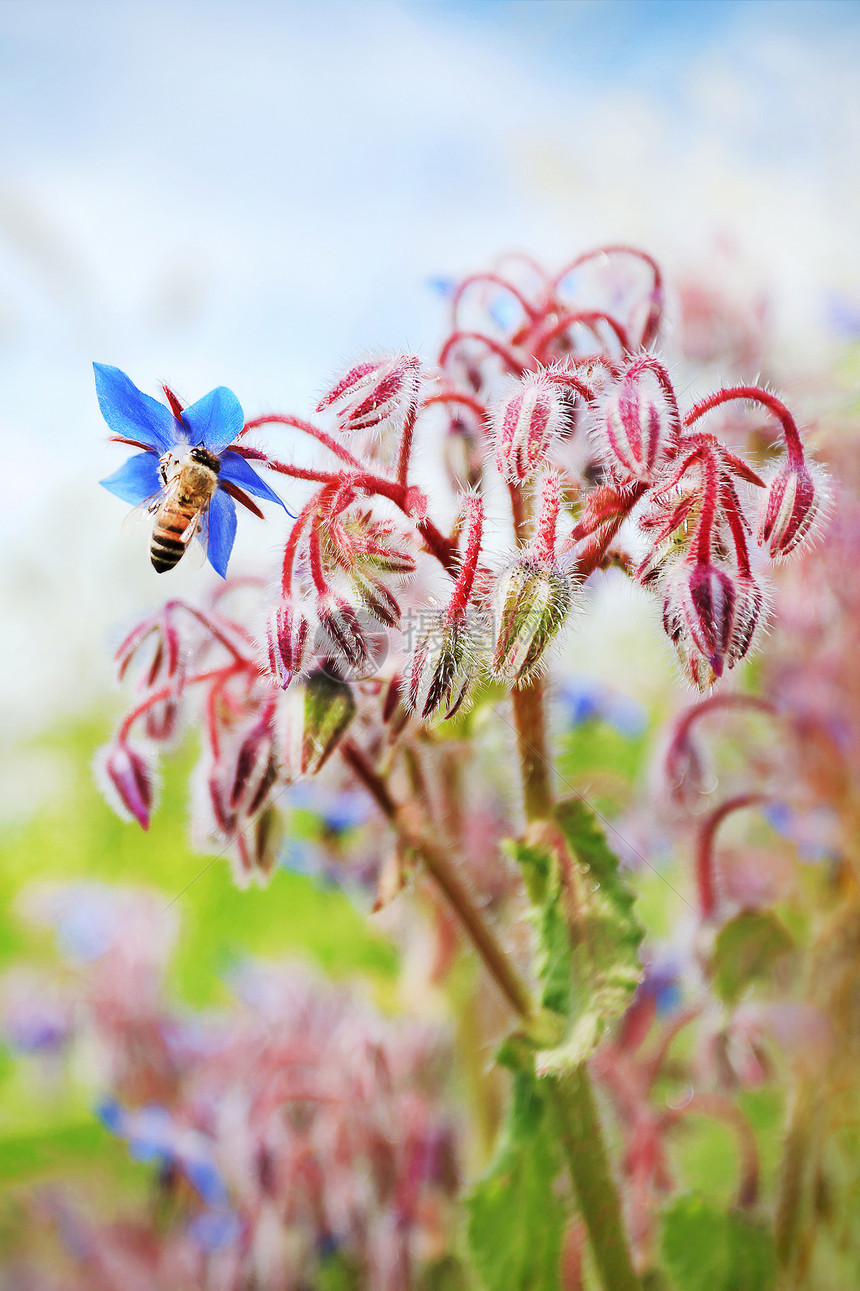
xmin=232 ymin=806 xmax=283 ymax=888
xmin=316 ymin=592 xmax=370 ymax=670
xmin=317 ymin=353 xmax=422 ymax=434
xmin=116 ymin=618 xmax=181 ymax=687
xmin=350 ymin=572 xmax=401 ymax=629
xmin=728 ymin=572 xmax=765 ymax=666
xmin=265 ymin=600 xmax=312 ymax=689
xmin=493 ymin=372 xmax=568 ymax=483
xmin=758 ymin=456 xmax=825 ymax=559
xmin=662 ymin=561 xmax=738 ymax=682
xmin=403 ymin=614 xmax=476 ymax=720
xmin=298 ymin=670 xmax=357 ymax=775
xmin=142 ymin=696 xmax=182 ymax=743
xmin=595 ymin=361 xmax=679 ymax=482
xmin=229 ymin=715 xmax=278 ymax=818
xmin=345 ymin=518 xmax=417 ymax=577
xmin=491 ymin=558 xmax=575 ymax=686
xmin=96 ymin=741 xmax=157 ymax=830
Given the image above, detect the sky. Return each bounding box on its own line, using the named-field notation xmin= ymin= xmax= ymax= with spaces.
xmin=1 ymin=0 xmax=860 ymax=766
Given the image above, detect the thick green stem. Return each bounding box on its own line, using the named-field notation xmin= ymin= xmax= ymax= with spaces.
xmin=550 ymin=1068 xmax=641 ymax=1291
xmin=775 ymin=1077 xmax=815 ymax=1279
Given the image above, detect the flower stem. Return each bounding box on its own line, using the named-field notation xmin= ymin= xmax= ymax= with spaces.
xmin=340 ymin=740 xmax=535 ymax=1022
xmin=506 ymin=496 xmax=640 ymax=1289
xmin=549 ymin=1067 xmax=641 ymax=1291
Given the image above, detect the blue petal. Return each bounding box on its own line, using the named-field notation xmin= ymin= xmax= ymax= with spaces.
xmin=182 ymin=386 xmax=244 ymax=453
xmin=206 ymin=488 xmax=237 ymax=578
xmin=220 ymin=450 xmax=291 ymax=511
xmin=100 ymin=452 xmax=161 ymax=505
xmin=94 ymin=364 xmax=180 ymax=453
xmin=95 ymin=1098 xmax=125 ymax=1135
xmin=184 ymin=1157 xmax=230 ymax=1207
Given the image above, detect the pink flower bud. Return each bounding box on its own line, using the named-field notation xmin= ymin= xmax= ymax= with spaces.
xmin=116 ymin=618 xmax=181 ymax=687
xmin=316 ymin=353 xmax=422 ymax=434
xmin=662 ymin=561 xmax=737 ymax=682
xmin=728 ymin=572 xmax=766 ymax=667
xmin=757 ymin=457 xmax=825 ymax=559
xmin=491 ymin=558 xmax=575 ymax=686
xmin=265 ymin=600 xmax=312 ymax=689
xmin=229 ymin=717 xmax=278 ymax=817
xmin=142 ymin=696 xmax=181 ymax=743
xmin=493 ymin=372 xmax=568 ymax=483
xmin=230 ymin=806 xmax=283 ymax=888
xmin=595 ymin=361 xmax=679 ymax=482
xmin=207 ymin=764 xmax=237 ymax=837
xmin=96 ymin=741 xmax=156 ymax=830
xmin=403 ymin=614 xmax=476 ymax=720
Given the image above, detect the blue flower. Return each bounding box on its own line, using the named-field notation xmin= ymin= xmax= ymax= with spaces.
xmin=96 ymin=363 xmax=287 ymax=577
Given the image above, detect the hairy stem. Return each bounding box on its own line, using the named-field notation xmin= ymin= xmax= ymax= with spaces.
xmin=341 ymin=740 xmax=536 ymax=1021
xmin=550 ymin=1068 xmax=641 ymax=1291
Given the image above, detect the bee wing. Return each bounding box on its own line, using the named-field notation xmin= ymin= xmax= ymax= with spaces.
xmin=121 ymin=480 xmax=173 ymax=537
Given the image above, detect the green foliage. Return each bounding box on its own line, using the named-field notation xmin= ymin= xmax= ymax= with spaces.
xmin=466 ymin=1068 xmax=566 ymax=1291
xmin=0 ymin=719 xmax=398 ymax=1005
xmin=522 ymin=798 xmax=644 ymax=1074
xmin=556 ymin=716 xmax=650 ymax=817
xmin=660 ymin=1193 xmax=777 ymax=1291
xmin=710 ymin=910 xmax=795 ymax=1005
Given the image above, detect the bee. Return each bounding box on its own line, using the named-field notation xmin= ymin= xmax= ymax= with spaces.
xmin=147 ymin=444 xmax=221 ymax=572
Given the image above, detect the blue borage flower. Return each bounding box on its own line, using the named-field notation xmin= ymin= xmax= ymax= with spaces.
xmin=96 ymin=363 xmax=288 ymax=577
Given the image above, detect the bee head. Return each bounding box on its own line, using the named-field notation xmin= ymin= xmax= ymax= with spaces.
xmin=189 ymin=444 xmax=221 ymax=474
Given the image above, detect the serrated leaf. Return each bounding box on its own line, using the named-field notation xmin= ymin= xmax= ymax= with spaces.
xmin=466 ymin=1070 xmax=565 ymax=1291
xmin=711 ymin=910 xmax=795 ymax=1004
xmin=514 ymin=798 xmax=643 ymax=1075
xmin=661 ymin=1193 xmax=776 ymax=1291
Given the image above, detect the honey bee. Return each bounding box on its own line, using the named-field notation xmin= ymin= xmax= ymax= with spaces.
xmin=147 ymin=444 xmax=221 ymax=572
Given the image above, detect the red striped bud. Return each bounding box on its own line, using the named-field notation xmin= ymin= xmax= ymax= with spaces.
xmin=662 ymin=561 xmax=738 ymax=682
xmin=316 ymin=592 xmax=370 ymax=670
xmin=403 ymin=614 xmax=476 ymax=720
xmin=142 ymin=696 xmax=181 ymax=743
xmin=316 ymin=353 xmax=422 ymax=434
xmin=350 ymin=572 xmax=401 ymax=629
xmin=491 ymin=558 xmax=575 ymax=686
xmin=757 ymin=457 xmax=825 ymax=559
xmin=265 ymin=600 xmax=312 ymax=689
xmin=493 ymin=372 xmax=568 ymax=483
xmin=596 ymin=361 xmax=679 ymax=482
xmin=97 ymin=741 xmax=156 ymax=830
xmin=229 ymin=716 xmax=278 ymax=818
xmin=728 ymin=572 xmax=765 ymax=666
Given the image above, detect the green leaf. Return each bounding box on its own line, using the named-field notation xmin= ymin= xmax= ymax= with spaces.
xmin=512 ymin=798 xmax=644 ymax=1074
xmin=466 ymin=1069 xmax=565 ymax=1291
xmin=711 ymin=910 xmax=795 ymax=1004
xmin=661 ymin=1193 xmax=777 ymax=1291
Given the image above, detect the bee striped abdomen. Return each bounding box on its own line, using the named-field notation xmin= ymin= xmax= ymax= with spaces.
xmin=150 ymin=502 xmax=199 ymax=572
